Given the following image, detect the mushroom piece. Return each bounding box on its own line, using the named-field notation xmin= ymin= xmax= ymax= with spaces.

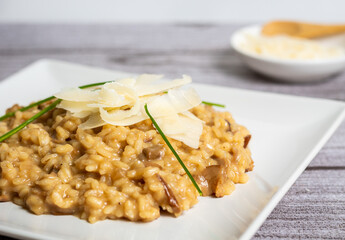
xmin=194 ymin=156 xmax=231 ymax=197
xmin=157 ymin=174 xmax=180 ymax=214
xmin=244 ymin=135 xmax=251 ymax=148
xmin=225 ymin=119 xmax=232 ymax=132
xmin=143 ymin=145 xmax=165 ymax=160
xmin=195 ymin=165 xmax=224 ymax=196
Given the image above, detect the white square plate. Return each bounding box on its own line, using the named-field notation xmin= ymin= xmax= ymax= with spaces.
xmin=0 ymin=60 xmax=344 ymax=240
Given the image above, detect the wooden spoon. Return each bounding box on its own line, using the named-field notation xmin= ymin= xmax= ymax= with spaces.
xmin=262 ymin=21 xmax=345 ymax=39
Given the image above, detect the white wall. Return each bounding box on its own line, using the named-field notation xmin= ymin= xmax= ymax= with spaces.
xmin=0 ymin=0 xmax=344 ymax=24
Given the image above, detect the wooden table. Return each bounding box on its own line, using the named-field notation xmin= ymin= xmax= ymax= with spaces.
xmin=0 ymin=24 xmax=344 ymax=239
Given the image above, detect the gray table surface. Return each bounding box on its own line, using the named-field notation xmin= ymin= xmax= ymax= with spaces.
xmin=0 ymin=24 xmax=344 ymax=240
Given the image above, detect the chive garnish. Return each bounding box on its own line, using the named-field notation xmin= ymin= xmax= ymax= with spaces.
xmin=202 ymin=101 xmax=225 ymax=108
xmin=0 ymin=99 xmax=61 ymax=143
xmin=0 ymin=96 xmax=55 ymax=121
xmin=0 ymin=81 xmax=112 ymax=122
xmin=79 ymin=81 xmax=113 ymax=89
xmin=144 ymin=103 xmax=203 ymax=196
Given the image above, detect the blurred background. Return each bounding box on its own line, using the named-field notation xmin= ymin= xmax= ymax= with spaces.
xmin=0 ymin=0 xmax=344 ymax=24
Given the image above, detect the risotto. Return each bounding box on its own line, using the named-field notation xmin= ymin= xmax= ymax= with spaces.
xmin=0 ymin=77 xmax=253 ymax=223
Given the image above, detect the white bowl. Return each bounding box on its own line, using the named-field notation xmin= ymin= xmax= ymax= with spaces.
xmin=230 ymin=25 xmax=345 ymax=82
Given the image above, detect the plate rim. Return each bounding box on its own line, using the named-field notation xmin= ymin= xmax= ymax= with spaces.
xmin=241 ymin=105 xmax=345 ymax=240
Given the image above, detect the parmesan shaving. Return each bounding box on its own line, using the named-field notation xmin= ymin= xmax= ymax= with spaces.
xmin=146 ymin=88 xmax=201 ymax=118
xmin=58 ymin=101 xmax=97 ymax=113
xmin=54 ymin=88 xmax=99 ymax=102
xmin=79 ymin=113 xmax=105 ymax=129
xmin=155 ymin=113 xmax=203 ymax=149
xmin=136 ymin=75 xmax=192 ymax=96
xmin=54 ymin=74 xmax=204 ymax=148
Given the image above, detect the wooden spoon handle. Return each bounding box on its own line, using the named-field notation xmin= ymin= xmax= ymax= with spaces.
xmin=262 ymin=21 xmax=345 ymax=39
xmin=297 ymin=23 xmax=345 ymax=38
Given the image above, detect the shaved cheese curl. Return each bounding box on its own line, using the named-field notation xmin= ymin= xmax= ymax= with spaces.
xmin=55 ymin=74 xmax=204 ymax=148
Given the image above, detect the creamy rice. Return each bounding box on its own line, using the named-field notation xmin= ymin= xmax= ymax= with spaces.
xmin=0 ymin=102 xmax=253 ymax=223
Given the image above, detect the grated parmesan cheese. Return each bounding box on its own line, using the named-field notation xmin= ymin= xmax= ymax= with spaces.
xmin=238 ymin=34 xmax=345 ymax=60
